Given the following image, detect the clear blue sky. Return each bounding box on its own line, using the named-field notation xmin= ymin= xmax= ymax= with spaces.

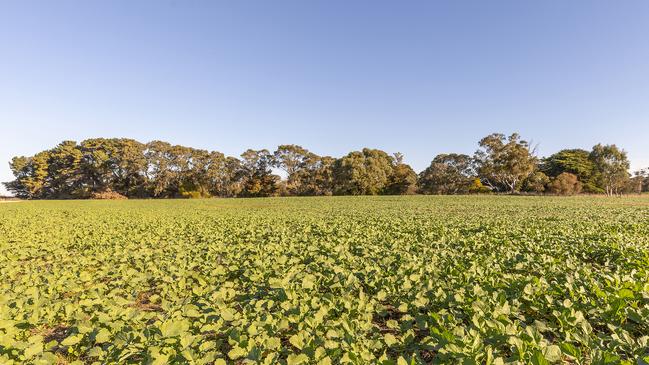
xmin=2 ymin=1 xmax=649 ymax=194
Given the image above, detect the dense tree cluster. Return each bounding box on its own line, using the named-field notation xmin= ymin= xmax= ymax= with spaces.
xmin=4 ymin=134 xmax=648 ymax=199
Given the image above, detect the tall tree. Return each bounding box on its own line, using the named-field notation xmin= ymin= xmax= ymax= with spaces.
xmin=273 ymin=145 xmax=320 ymax=195
xmin=332 ymin=148 xmax=395 ymax=195
xmin=589 ymin=144 xmax=630 ymax=196
xmin=273 ymin=145 xmax=313 ymax=176
xmin=385 ymin=156 xmax=418 ymax=195
xmin=638 ymin=169 xmax=649 ymax=193
xmin=626 ymin=171 xmax=645 ymax=194
xmin=204 ymin=153 xmax=243 ymax=198
xmin=5 ymin=153 xmax=50 ymax=199
xmin=418 ymin=153 xmax=474 ymax=194
xmin=5 ymin=138 xmax=638 ymax=199
xmin=110 ymin=139 xmax=148 ymax=197
xmin=296 ymin=156 xmax=335 ymax=196
xmin=177 ymin=147 xmax=214 ymax=198
xmin=474 ymin=133 xmax=537 ymax=193
xmin=541 ymin=149 xmax=597 ymax=192
xmin=46 ymin=141 xmax=84 ymax=198
xmin=145 ymin=141 xmax=178 ymax=197
xmin=522 ymin=171 xmax=550 ymax=193
xmin=239 ymin=149 xmax=279 ymax=197
xmin=77 ymin=138 xmax=149 ymax=196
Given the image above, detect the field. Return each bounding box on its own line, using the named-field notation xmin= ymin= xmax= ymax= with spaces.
xmin=1 ymin=196 xmax=648 ymax=365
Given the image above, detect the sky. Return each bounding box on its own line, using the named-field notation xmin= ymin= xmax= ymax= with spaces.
xmin=1 ymin=1 xmax=649 ymax=195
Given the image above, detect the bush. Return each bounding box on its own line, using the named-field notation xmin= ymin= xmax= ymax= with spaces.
xmin=549 ymin=173 xmax=582 ymax=195
xmin=90 ymin=189 xmax=128 ymax=200
xmin=179 ymin=185 xmax=211 ymax=199
xmin=468 ymin=178 xmax=492 ymax=194
xmin=523 ymin=172 xmax=550 ymax=193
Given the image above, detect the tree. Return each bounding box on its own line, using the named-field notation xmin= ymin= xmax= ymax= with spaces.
xmin=474 ymin=133 xmax=537 ymax=193
xmin=47 ymin=141 xmax=84 ymax=198
xmin=273 ymin=145 xmax=312 ymax=176
xmin=4 ymin=154 xmax=50 ymax=199
xmin=418 ymin=154 xmax=474 ymax=194
xmin=177 ymin=147 xmax=214 ymax=199
xmin=332 ymin=148 xmax=395 ymax=195
xmin=239 ymin=149 xmax=279 ymax=197
xmin=273 ymin=145 xmax=321 ymax=195
xmin=144 ymin=141 xmax=179 ymax=197
xmin=204 ymin=154 xmax=243 ymax=198
xmin=541 ymin=149 xmax=597 ymax=192
xmin=522 ymin=171 xmax=550 ymax=193
xmin=4 ymin=139 xmax=274 ymax=199
xmin=74 ymin=138 xmax=149 ymax=197
xmin=589 ymin=144 xmax=630 ymax=196
xmin=549 ymin=173 xmax=582 ymax=195
xmin=113 ymin=139 xmax=148 ymax=197
xmin=298 ymin=156 xmax=335 ymax=196
xmin=626 ymin=174 xmax=644 ymax=194
xmin=385 ymin=153 xmax=417 ymax=195
xmin=78 ymin=138 xmax=119 ymax=195
xmin=640 ymin=169 xmax=649 ymax=193
xmin=6 ymin=139 xmax=149 ymax=199
xmin=5 ymin=137 xmax=637 ymax=199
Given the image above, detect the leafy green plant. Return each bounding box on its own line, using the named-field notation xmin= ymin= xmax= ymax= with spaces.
xmin=1 ymin=196 xmax=648 ymax=364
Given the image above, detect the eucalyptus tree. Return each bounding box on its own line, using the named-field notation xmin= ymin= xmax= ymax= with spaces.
xmin=541 ymin=149 xmax=598 ymax=192
xmin=589 ymin=144 xmax=630 ymax=196
xmin=474 ymin=133 xmax=537 ymax=193
xmin=239 ymin=149 xmax=279 ymax=197
xmin=418 ymin=153 xmax=474 ymax=194
xmin=332 ymin=148 xmax=395 ymax=195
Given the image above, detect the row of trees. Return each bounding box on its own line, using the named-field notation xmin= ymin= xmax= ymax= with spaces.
xmin=419 ymin=134 xmax=645 ymax=196
xmin=3 ymin=139 xmax=416 ymax=199
xmin=4 ymin=134 xmax=647 ymax=199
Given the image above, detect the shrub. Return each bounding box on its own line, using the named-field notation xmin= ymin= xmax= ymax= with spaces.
xmin=549 ymin=173 xmax=582 ymax=195
xmin=523 ymin=172 xmax=550 ymax=193
xmin=179 ymin=185 xmax=211 ymax=199
xmin=468 ymin=178 xmax=492 ymax=194
xmin=90 ymin=189 xmax=128 ymax=200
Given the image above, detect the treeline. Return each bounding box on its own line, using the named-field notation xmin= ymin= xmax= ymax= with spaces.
xmin=4 ymin=133 xmax=648 ymax=199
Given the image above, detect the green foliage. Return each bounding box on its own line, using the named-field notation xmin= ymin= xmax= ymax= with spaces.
xmin=541 ymin=149 xmax=594 ymax=182
xmin=90 ymin=189 xmax=128 ymax=200
xmin=3 ymin=135 xmax=641 ymax=199
xmin=385 ymin=161 xmax=418 ymax=195
xmin=523 ymin=171 xmax=550 ymax=193
xmin=1 ymin=196 xmax=648 ymax=364
xmin=239 ymin=149 xmax=279 ymax=197
xmin=272 ymin=145 xmax=334 ymax=196
xmin=474 ymin=133 xmax=537 ymax=193
xmin=332 ymin=148 xmax=396 ymax=195
xmin=628 ymin=169 xmax=649 ymax=194
xmin=6 ymin=141 xmax=421 ymax=199
xmin=418 ymin=154 xmax=474 ymax=194
xmin=540 ymin=146 xmax=633 ymax=195
xmin=590 ymin=144 xmax=631 ymax=196
xmin=549 ymin=173 xmax=583 ymax=195
xmin=468 ymin=177 xmax=492 ymax=194
xmin=179 ymin=189 xmax=210 ymax=199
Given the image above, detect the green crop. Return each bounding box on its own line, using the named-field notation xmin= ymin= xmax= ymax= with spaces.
xmin=1 ymin=196 xmax=648 ymax=364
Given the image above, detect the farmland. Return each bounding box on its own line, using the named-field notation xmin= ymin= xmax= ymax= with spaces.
xmin=1 ymin=196 xmax=648 ymax=364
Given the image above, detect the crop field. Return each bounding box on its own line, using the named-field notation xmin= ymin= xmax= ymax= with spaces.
xmin=1 ymin=196 xmax=648 ymax=365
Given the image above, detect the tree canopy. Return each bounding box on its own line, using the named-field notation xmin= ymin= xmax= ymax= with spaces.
xmin=474 ymin=133 xmax=537 ymax=193
xmin=418 ymin=154 xmax=474 ymax=194
xmin=4 ymin=134 xmax=645 ymax=198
